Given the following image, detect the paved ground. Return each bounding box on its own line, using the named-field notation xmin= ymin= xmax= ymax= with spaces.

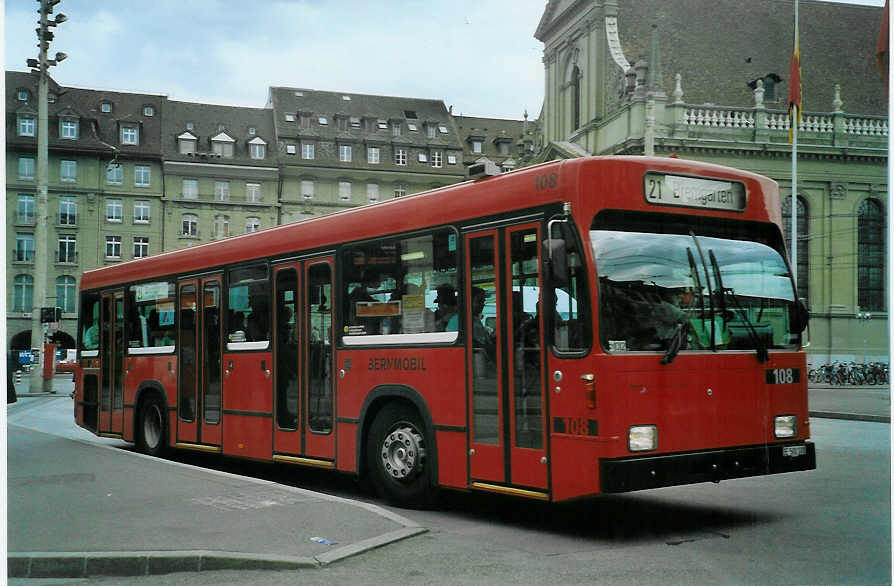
xmin=6 ymin=373 xmax=888 ymax=580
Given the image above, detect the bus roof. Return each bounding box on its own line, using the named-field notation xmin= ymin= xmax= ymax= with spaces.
xmin=79 ymin=156 xmax=779 ymax=291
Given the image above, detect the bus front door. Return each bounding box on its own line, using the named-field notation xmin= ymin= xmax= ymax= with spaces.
xmin=466 ymin=224 xmax=548 ymax=493
xmin=272 ymin=259 xmax=335 ymax=466
xmin=99 ymin=291 xmax=125 ymax=438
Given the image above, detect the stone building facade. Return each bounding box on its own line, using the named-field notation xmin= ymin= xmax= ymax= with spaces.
xmin=533 ymin=0 xmax=888 ymax=363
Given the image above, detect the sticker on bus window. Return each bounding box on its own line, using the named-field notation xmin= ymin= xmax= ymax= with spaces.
xmin=355 ymin=301 xmax=401 ymax=317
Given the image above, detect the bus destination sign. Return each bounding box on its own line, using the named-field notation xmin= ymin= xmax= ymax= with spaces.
xmin=644 ymin=172 xmax=746 ymax=212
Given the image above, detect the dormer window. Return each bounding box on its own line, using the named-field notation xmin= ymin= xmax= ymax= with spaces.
xmin=178 ymin=131 xmax=197 ymax=155
xmin=248 ymin=127 xmax=256 ymax=135
xmin=60 ymin=118 xmax=79 ymax=139
xmin=48 ymin=93 xmax=57 ymax=103
xmin=211 ymin=132 xmax=235 ymax=157
xmin=426 ymin=124 xmax=436 ymax=139
xmin=100 ymin=102 xmax=112 ymax=113
xmin=120 ymin=124 xmax=139 ymax=145
xmin=318 ymin=117 xmax=328 ymax=126
xmin=248 ymin=137 xmax=266 ymax=159
xmin=186 ymin=121 xmax=194 ymax=130
xmin=407 ymin=122 xmax=417 ymax=132
xmin=17 ymin=114 xmax=35 ymax=137
xmin=17 ymin=89 xmax=30 ymax=101
xmin=350 ymin=116 xmax=361 ymax=128
xmin=377 ymin=119 xmax=388 ymax=130
xmin=438 ymin=124 xmax=449 ymax=134
xmin=143 ymin=105 xmax=155 ymax=117
xmin=285 ymin=113 xmax=296 ymax=122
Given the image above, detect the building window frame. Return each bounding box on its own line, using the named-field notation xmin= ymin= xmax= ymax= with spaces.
xmin=106 ymin=199 xmax=123 ymax=223
xmin=18 ymin=157 xmax=35 ymax=180
xmin=17 ymin=195 xmax=35 ymax=225
xmin=857 ymin=198 xmax=885 ymax=312
xmin=106 ymin=162 xmax=123 ymax=185
xmin=339 ymin=144 xmax=352 ymax=162
xmin=105 ymin=235 xmax=122 ymax=259
xmin=57 ymin=235 xmax=77 ymax=264
xmin=60 ymin=159 xmax=77 ymax=182
xmin=13 ymin=275 xmax=33 ymax=312
xmin=367 ymin=146 xmax=380 ymax=164
xmin=134 ymin=165 xmax=151 ymax=187
xmin=133 ymin=200 xmax=151 ymax=224
xmin=394 ymin=148 xmax=407 ymax=166
xmin=182 ymin=214 xmax=199 ymax=237
xmin=301 ymin=179 xmax=314 ymax=200
xmin=182 ymin=178 xmax=198 ymax=199
xmin=59 ymin=197 xmax=77 ymax=226
xmin=56 ymin=275 xmax=77 ymax=312
xmin=246 ymin=183 xmax=261 ymax=202
xmin=120 ymin=124 xmax=139 ymax=145
xmin=338 ymin=181 xmax=352 ymax=201
xmin=302 ymin=142 xmax=315 ymax=160
xmin=60 ymin=118 xmax=79 ymax=139
xmin=214 ymin=181 xmax=230 ymax=201
xmin=133 ymin=237 xmax=149 ymax=259
xmin=18 ymin=115 xmax=36 ymax=137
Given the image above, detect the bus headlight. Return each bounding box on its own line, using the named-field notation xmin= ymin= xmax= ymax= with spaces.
xmin=774 ymin=415 xmax=797 ymax=438
xmin=628 ymin=425 xmax=658 ymax=452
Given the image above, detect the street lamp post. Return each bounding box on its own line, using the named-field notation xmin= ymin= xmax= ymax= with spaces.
xmin=27 ymin=0 xmax=66 ymax=393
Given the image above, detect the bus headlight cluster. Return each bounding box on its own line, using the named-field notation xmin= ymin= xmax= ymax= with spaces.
xmin=628 ymin=425 xmax=657 ymax=452
xmin=774 ymin=415 xmax=797 ymax=438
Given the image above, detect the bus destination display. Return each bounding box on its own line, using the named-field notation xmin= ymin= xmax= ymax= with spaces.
xmin=644 ymin=172 xmax=746 ymax=212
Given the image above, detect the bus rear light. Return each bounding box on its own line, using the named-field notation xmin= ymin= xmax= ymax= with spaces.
xmin=628 ymin=425 xmax=657 ymax=452
xmin=581 ymin=373 xmax=595 ymax=409
xmin=774 ymin=415 xmax=797 ymax=438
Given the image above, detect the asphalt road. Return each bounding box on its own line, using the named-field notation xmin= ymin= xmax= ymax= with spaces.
xmin=8 ymin=394 xmax=891 ymax=585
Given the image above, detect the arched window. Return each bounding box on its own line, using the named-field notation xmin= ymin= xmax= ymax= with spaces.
xmin=857 ymin=198 xmax=884 ymax=311
xmin=56 ymin=276 xmax=77 ymax=313
xmin=181 ymin=214 xmax=198 ymax=237
xmin=13 ymin=275 xmax=33 ymax=312
xmin=781 ymin=195 xmax=809 ymax=303
xmin=571 ymin=65 xmax=581 ymax=130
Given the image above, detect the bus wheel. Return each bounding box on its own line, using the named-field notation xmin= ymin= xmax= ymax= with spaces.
xmin=137 ymin=396 xmax=167 ymax=457
xmin=366 ymin=403 xmax=433 ymax=507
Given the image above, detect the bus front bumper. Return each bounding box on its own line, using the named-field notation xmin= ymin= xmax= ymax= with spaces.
xmin=599 ymin=441 xmax=816 ymax=493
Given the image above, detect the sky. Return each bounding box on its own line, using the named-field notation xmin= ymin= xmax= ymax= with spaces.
xmin=3 ymin=0 xmax=886 ymax=120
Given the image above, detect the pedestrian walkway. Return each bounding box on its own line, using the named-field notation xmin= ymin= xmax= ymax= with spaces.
xmin=8 ymin=395 xmax=425 ymax=580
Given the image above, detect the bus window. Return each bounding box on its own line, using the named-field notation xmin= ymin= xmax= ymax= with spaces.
xmin=592 ymin=230 xmax=798 ymax=353
xmin=341 ymin=229 xmax=458 ymax=344
xmin=227 ymin=265 xmax=270 ymax=350
xmin=549 ymin=223 xmax=591 ymax=354
xmin=125 ymin=281 xmax=176 ymax=352
xmin=80 ymin=293 xmax=100 ymax=353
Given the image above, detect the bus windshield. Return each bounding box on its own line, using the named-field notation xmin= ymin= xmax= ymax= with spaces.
xmin=592 ymin=230 xmax=799 ymax=354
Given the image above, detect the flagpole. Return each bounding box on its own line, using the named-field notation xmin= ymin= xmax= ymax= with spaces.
xmin=791 ymin=0 xmax=799 ymax=295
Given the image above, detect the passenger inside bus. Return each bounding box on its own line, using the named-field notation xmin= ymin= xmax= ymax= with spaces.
xmin=347 ymin=268 xmax=382 ymax=334
xmin=434 ymin=284 xmax=458 ymax=331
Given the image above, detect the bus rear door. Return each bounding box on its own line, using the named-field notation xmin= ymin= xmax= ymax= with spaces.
xmin=99 ymin=291 xmax=125 ymax=437
xmin=272 ymin=258 xmax=335 ymax=466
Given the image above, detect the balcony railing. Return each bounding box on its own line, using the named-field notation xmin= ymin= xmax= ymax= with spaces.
xmin=57 ymin=213 xmax=78 ymax=226
xmin=56 ymin=251 xmax=78 ymax=264
xmin=11 ymin=251 xmax=34 ymax=263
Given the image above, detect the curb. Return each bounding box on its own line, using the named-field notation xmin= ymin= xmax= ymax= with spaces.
xmin=809 ymin=410 xmax=890 ymax=424
xmin=8 ymin=528 xmax=428 ymax=578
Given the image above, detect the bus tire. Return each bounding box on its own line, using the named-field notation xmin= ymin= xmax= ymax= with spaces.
xmin=136 ymin=395 xmax=167 ymax=457
xmin=366 ymin=402 xmax=433 ymax=508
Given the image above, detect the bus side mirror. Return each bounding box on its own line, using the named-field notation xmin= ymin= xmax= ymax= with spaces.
xmin=790 ymin=299 xmax=809 ymax=334
xmin=545 ymin=239 xmax=569 ymax=287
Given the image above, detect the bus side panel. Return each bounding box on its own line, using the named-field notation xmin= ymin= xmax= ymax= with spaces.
xmin=222 ymin=351 xmax=273 ymax=460
xmin=435 ymin=430 xmax=467 ymax=489
xmin=337 ymin=347 xmax=466 ymax=426
xmin=337 ymin=422 xmax=357 ymax=473
xmin=550 ymin=437 xmax=601 ymax=501
xmin=336 ymin=347 xmax=466 ymax=483
xmin=124 ymin=354 xmax=177 ymax=443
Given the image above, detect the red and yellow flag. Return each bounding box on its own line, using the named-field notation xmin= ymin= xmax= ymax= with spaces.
xmin=788 ymin=20 xmax=801 ymax=143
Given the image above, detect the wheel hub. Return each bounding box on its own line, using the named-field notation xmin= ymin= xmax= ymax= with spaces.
xmin=381 ymin=425 xmax=425 ymax=481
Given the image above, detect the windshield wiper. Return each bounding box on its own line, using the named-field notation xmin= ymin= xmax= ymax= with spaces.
xmin=708 ymin=249 xmax=769 ymax=363
xmin=690 ymin=233 xmax=716 ymax=352
xmin=661 ymin=248 xmax=703 ymax=365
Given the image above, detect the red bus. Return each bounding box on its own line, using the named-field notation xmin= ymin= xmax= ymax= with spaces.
xmin=73 ymin=156 xmax=815 ymax=506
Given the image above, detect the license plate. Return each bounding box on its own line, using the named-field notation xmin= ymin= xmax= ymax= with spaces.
xmin=782 ymin=445 xmax=807 ymax=458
